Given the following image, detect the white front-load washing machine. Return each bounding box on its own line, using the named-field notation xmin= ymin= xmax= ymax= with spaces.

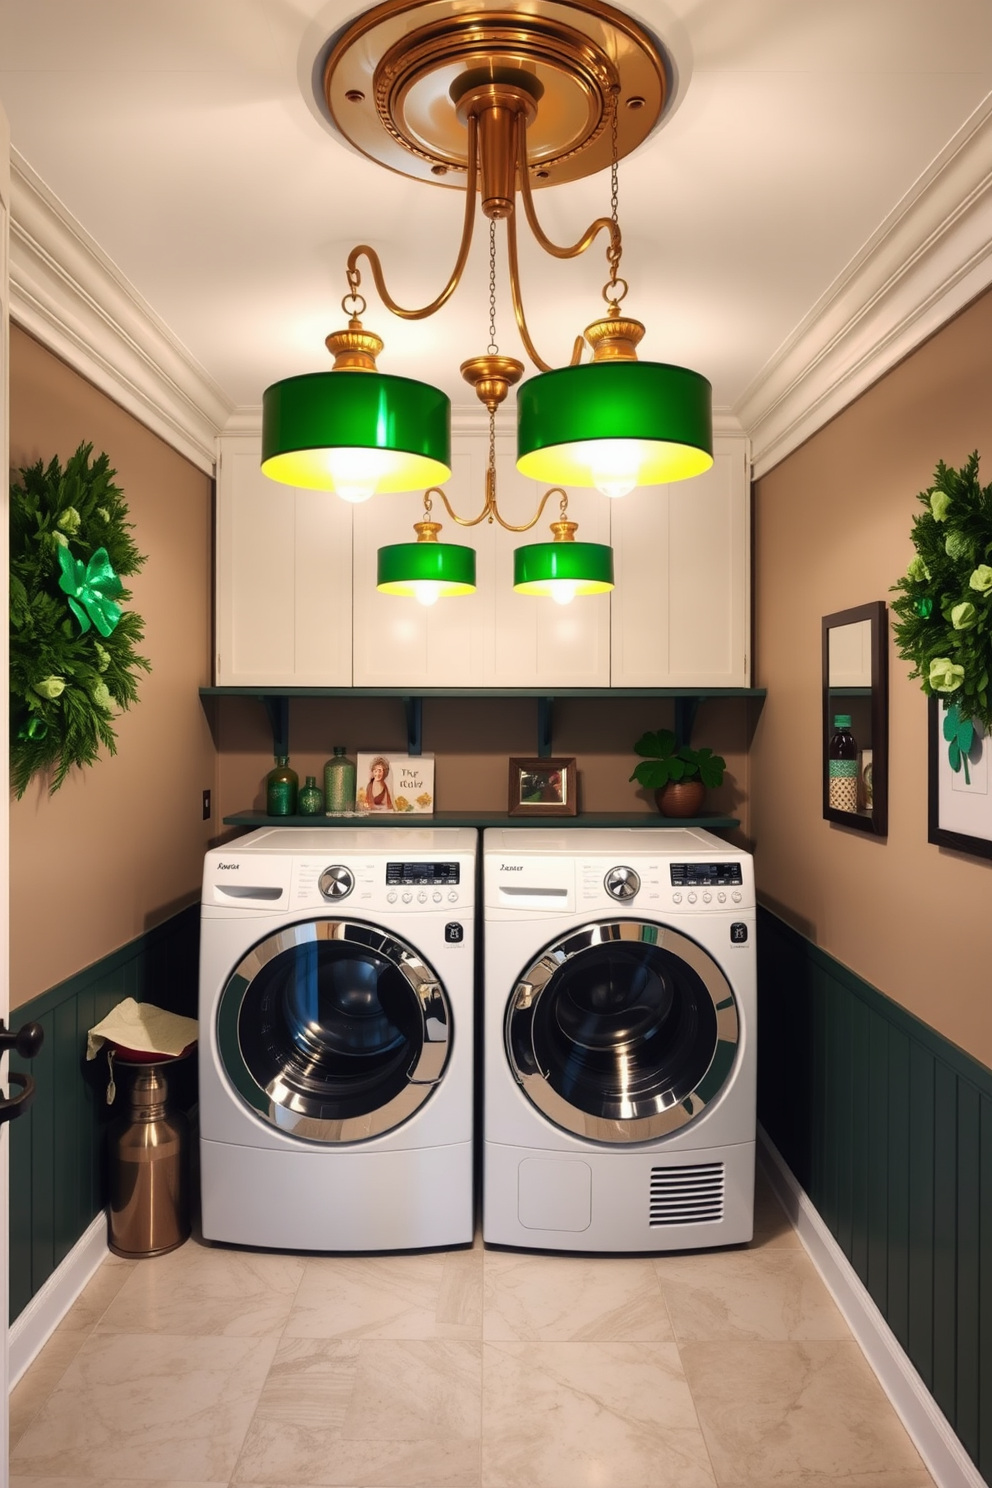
xmin=483 ymin=827 xmax=756 ymax=1252
xmin=199 ymin=826 xmax=476 ymax=1250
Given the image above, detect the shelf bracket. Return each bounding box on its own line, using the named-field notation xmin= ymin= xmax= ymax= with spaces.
xmin=262 ymin=695 xmax=290 ymax=759
xmin=674 ymin=696 xmax=700 ymax=752
xmin=404 ymin=697 xmax=423 ymax=757
xmin=538 ymin=698 xmax=554 ymax=759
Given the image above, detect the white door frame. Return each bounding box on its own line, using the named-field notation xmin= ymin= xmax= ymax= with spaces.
xmin=1 ymin=93 xmax=14 ymax=1485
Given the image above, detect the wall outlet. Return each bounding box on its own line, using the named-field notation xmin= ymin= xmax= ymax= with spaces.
xmin=202 ymin=789 xmax=211 ymax=821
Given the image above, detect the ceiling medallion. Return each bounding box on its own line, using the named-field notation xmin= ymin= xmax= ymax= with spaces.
xmin=261 ymin=0 xmax=712 ymax=606
xmin=322 ymin=0 xmax=670 ymax=188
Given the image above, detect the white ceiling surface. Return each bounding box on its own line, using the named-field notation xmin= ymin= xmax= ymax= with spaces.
xmin=2 ymin=0 xmax=992 ymax=443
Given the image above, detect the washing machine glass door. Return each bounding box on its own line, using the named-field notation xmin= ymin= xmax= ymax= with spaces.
xmin=506 ymin=920 xmax=739 ymax=1144
xmin=218 ymin=919 xmax=451 ymax=1142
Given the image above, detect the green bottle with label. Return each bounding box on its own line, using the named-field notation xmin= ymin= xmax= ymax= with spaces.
xmin=266 ymin=756 xmax=298 ymax=816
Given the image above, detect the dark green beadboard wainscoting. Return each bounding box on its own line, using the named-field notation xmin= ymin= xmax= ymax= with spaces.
xmin=757 ymin=905 xmax=992 ymax=1483
xmin=8 ymin=905 xmax=200 ymax=1323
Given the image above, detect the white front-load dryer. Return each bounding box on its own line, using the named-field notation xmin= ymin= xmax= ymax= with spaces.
xmin=199 ymin=826 xmax=476 ymax=1250
xmin=483 ymin=827 xmax=755 ymax=1252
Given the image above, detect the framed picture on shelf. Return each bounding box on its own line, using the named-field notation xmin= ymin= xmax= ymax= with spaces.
xmin=508 ymin=757 xmax=577 ymax=817
xmin=928 ymin=696 xmax=992 ymax=859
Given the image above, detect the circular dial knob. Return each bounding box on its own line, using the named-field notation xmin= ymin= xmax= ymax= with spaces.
xmin=318 ymin=865 xmax=354 ymax=900
xmin=605 ymin=865 xmax=641 ymax=901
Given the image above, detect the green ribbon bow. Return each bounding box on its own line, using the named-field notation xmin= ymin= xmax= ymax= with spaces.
xmin=57 ymin=546 xmax=123 ymax=636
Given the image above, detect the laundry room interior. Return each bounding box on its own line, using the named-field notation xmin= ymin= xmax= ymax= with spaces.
xmin=3 ymin=4 xmax=992 ymax=1487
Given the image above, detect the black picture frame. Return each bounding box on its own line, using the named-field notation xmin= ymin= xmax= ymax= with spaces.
xmin=927 ymin=696 xmax=992 ymax=859
xmin=822 ymin=600 xmax=888 ymax=836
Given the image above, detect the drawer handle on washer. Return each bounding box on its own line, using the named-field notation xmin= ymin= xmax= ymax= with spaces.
xmin=216 ymin=885 xmax=283 ymax=901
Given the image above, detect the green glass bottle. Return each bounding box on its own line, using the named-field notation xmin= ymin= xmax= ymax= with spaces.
xmin=323 ymin=746 xmax=356 ymax=816
xmin=297 ymin=775 xmax=324 ymax=816
xmin=266 ymin=755 xmax=298 ymax=816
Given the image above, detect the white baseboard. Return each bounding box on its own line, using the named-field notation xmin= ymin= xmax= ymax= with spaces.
xmin=8 ymin=1211 xmax=109 ymax=1389
xmin=757 ymin=1126 xmax=986 ymax=1488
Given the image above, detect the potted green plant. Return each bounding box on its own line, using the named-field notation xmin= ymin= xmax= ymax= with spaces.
xmin=629 ymin=729 xmax=726 ymax=818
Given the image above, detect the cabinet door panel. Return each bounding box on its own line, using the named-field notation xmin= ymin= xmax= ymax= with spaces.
xmin=351 ymin=446 xmax=490 ymax=687
xmin=216 ymin=437 xmax=352 ymax=685
xmin=610 ymin=436 xmax=749 ymax=687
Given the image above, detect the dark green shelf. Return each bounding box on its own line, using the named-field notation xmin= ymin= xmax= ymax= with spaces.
xmin=223 ymin=811 xmax=741 ymax=830
xmin=201 ymin=685 xmax=766 ymax=758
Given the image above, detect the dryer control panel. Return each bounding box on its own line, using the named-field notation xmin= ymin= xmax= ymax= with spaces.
xmin=578 ymin=856 xmax=754 ymax=913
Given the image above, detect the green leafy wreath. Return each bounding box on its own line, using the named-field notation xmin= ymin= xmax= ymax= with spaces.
xmin=891 ymin=451 xmax=992 ymax=780
xmin=10 ymin=443 xmax=150 ymax=797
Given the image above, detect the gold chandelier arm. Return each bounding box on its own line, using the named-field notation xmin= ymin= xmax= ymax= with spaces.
xmin=429 ymin=485 xmax=492 ymax=529
xmin=516 ymin=113 xmax=621 ymax=266
xmin=507 ymin=206 xmax=586 ymax=371
xmin=490 ymin=484 xmax=563 ymax=533
xmin=346 ymin=115 xmax=479 ymax=321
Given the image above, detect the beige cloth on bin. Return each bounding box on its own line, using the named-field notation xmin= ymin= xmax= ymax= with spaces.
xmin=86 ymin=997 xmax=198 ymax=1062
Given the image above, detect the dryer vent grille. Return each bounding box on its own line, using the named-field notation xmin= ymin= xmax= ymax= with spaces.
xmin=649 ymin=1163 xmax=724 ymax=1226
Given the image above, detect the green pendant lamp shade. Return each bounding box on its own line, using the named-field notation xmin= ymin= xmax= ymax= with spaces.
xmin=516 ymin=361 xmax=713 ymax=495
xmin=377 ymin=537 xmax=476 ymax=604
xmin=262 ymin=371 xmax=452 ymax=498
xmin=513 ymin=538 xmax=614 ymax=601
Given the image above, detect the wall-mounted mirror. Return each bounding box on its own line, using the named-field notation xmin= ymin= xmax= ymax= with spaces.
xmin=822 ymin=601 xmax=888 ymax=835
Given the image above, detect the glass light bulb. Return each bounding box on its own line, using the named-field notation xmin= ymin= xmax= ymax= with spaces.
xmin=324 ymin=448 xmax=389 ymax=504
xmin=548 ymin=580 xmax=578 ymax=606
xmin=412 ymin=580 xmax=442 ymax=606
xmin=590 ymin=440 xmax=643 ymax=499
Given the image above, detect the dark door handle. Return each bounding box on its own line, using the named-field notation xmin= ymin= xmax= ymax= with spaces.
xmin=0 ymin=1019 xmax=44 ymax=1125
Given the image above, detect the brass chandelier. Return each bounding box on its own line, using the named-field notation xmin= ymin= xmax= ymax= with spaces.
xmin=261 ymin=0 xmax=713 ymax=604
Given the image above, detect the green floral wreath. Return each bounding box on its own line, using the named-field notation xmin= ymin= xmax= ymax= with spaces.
xmin=10 ymin=443 xmax=150 ymax=797
xmin=891 ymin=451 xmax=992 ymax=778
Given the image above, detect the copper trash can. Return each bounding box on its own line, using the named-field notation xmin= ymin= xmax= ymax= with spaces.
xmin=109 ymin=1056 xmax=190 ymax=1257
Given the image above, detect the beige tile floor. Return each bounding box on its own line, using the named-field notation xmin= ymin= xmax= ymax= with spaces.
xmin=9 ymin=1163 xmax=936 ymax=1488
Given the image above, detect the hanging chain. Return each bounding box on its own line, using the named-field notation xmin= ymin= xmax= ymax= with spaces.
xmin=604 ymin=84 xmax=627 ymax=307
xmin=559 ymin=490 xmax=569 ymax=520
xmin=342 ymin=263 xmax=366 ymax=319
xmin=487 ymin=218 xmax=499 ymax=355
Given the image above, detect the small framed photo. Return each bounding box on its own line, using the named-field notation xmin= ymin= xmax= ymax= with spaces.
xmin=356 ymin=753 xmax=435 ymax=814
xmin=508 ymin=757 xmax=577 ymax=817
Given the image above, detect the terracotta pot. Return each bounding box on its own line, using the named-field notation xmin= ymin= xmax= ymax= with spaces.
xmin=654 ymin=779 xmax=706 ymax=818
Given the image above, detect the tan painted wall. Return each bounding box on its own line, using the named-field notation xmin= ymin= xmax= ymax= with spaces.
xmin=9 ymin=326 xmax=216 ymax=1007
xmin=752 ymin=288 xmax=992 ymax=1068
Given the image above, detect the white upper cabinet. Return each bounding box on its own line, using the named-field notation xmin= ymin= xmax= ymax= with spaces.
xmin=609 ymin=435 xmax=750 ymax=688
xmin=352 ymin=432 xmax=610 ymax=688
xmin=216 ymin=429 xmax=749 ymax=690
xmin=215 ymin=435 xmax=353 ymax=686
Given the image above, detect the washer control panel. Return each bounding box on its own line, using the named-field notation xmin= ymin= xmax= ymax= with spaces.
xmin=289 ymin=855 xmax=470 ymax=911
xmin=577 ymin=855 xmax=754 ymax=912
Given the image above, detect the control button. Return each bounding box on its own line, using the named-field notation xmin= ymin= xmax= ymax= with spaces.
xmin=605 ymin=866 xmax=641 ymax=901
xmin=402 ymin=891 xmax=413 ymax=904
xmin=417 ymin=890 xmax=428 ymax=903
xmin=444 ymin=922 xmax=464 ymax=943
xmin=732 ymin=891 xmax=743 ymax=903
xmin=687 ymin=892 xmax=697 ymax=904
xmin=448 ymin=890 xmax=458 ymax=902
xmin=386 ymin=891 xmax=398 ymax=904
xmin=432 ymin=891 xmax=442 ymax=903
xmin=703 ymin=891 xmax=712 ymax=904
xmin=318 ymin=865 xmax=354 ymax=901
xmin=672 ymin=892 xmax=682 ymax=904
xmin=717 ymin=892 xmax=727 ymax=903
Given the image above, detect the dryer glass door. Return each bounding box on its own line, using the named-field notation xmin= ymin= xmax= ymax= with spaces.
xmin=218 ymin=919 xmax=450 ymax=1142
xmin=506 ymin=920 xmax=739 ymax=1144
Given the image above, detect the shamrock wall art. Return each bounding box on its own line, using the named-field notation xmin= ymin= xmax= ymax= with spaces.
xmin=10 ymin=443 xmax=150 ymax=797
xmin=891 ymin=451 xmax=992 ymax=856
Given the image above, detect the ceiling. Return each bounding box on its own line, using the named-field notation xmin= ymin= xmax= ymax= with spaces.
xmin=2 ymin=0 xmax=992 ymax=457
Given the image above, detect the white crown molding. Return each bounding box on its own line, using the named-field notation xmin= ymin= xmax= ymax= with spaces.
xmin=9 ymin=151 xmax=233 ymax=475
xmin=739 ymin=93 xmax=992 ymax=480
xmin=758 ymin=1128 xmax=986 ymax=1488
